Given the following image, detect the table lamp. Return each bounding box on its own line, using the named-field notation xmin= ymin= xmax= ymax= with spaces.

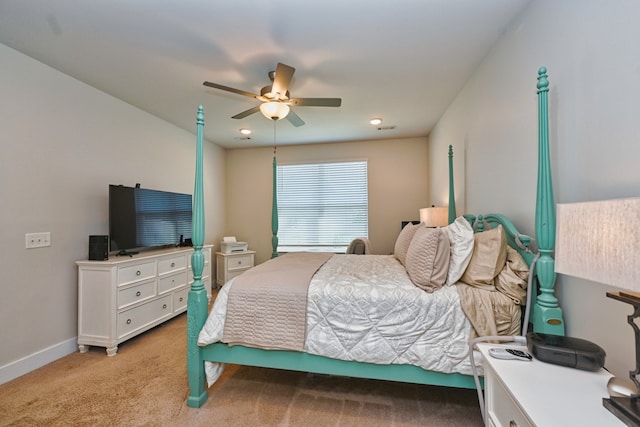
xmin=555 ymin=197 xmax=640 ymax=425
xmin=419 ymin=206 xmax=449 ymax=228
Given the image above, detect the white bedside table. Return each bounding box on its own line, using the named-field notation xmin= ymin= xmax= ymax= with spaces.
xmin=478 ymin=343 xmax=622 ymax=426
xmin=216 ymin=250 xmax=255 ymax=287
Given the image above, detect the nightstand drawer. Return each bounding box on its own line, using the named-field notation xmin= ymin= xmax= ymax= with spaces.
xmin=228 ymin=253 xmax=253 ymax=271
xmin=117 ymin=261 xmax=155 ymax=286
xmin=487 ymin=368 xmax=533 ymax=427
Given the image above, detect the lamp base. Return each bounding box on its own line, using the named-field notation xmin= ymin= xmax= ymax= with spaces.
xmin=603 ymin=396 xmax=640 ymax=426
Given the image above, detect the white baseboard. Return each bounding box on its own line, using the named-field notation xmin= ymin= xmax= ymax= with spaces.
xmin=0 ymin=337 xmax=77 ymax=385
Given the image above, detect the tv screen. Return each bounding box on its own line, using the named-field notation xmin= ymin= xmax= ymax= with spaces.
xmin=109 ymin=185 xmax=192 ymax=254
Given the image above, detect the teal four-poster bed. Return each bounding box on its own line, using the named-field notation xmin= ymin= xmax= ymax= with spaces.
xmin=185 ymin=67 xmax=565 ymax=408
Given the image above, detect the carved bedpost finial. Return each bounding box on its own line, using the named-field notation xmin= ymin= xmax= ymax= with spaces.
xmin=537 ymin=67 xmax=549 ymax=93
xmin=197 ymin=105 xmax=204 ymax=125
xmin=447 ymin=145 xmax=456 ymax=224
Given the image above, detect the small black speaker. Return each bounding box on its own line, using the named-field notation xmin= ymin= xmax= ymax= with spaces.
xmin=88 ymin=235 xmax=109 ymax=261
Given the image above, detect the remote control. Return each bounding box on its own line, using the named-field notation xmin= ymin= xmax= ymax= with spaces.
xmin=488 ymin=347 xmax=532 ymax=361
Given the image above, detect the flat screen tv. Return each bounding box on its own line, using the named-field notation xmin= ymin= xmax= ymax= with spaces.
xmin=109 ymin=184 xmax=192 ymax=255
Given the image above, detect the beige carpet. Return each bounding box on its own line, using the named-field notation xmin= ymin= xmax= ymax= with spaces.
xmin=0 ymin=309 xmax=483 ymax=426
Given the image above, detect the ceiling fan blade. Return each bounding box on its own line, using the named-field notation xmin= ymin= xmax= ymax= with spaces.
xmin=231 ymin=105 xmax=261 ymax=119
xmin=288 ymin=97 xmax=342 ymax=107
xmin=203 ymin=81 xmax=260 ymax=99
xmin=271 ymin=63 xmax=295 ymax=99
xmin=286 ymin=109 xmax=305 ymax=127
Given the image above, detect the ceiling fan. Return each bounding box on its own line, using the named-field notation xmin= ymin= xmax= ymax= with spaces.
xmin=203 ymin=62 xmax=341 ymax=127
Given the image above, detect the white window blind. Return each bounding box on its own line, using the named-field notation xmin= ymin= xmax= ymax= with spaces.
xmin=276 ymin=160 xmax=368 ymax=252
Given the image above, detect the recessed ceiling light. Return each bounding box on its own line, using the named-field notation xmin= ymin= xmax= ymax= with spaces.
xmin=369 ymin=118 xmax=382 ymax=126
xmin=239 ymin=128 xmax=251 ymax=135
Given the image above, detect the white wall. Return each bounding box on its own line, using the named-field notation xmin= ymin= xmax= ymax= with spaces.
xmin=0 ymin=44 xmax=225 ymax=383
xmin=225 ymin=138 xmax=429 ymax=265
xmin=428 ymin=0 xmax=640 ymax=378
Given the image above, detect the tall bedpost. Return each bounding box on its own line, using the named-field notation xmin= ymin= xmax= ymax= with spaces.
xmin=187 ymin=105 xmax=209 ymax=407
xmin=447 ymin=145 xmax=457 ymax=224
xmin=271 ymin=154 xmax=279 ymax=258
xmin=532 ymin=67 xmax=565 ymax=335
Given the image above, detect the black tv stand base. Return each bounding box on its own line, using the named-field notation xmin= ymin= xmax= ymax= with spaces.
xmin=116 ymin=250 xmax=138 ymax=257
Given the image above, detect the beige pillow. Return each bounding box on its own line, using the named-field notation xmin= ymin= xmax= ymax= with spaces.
xmin=495 ymin=246 xmax=529 ymax=304
xmin=460 ymin=224 xmax=507 ymax=290
xmin=444 ymin=216 xmax=475 ymax=285
xmin=394 ymin=222 xmax=420 ymax=266
xmin=405 ymin=227 xmax=451 ymax=293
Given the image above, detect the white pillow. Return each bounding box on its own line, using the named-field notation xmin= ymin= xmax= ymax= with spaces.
xmin=444 ymin=216 xmax=474 ymax=285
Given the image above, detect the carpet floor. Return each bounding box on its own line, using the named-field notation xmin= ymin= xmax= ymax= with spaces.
xmin=0 ymin=310 xmax=483 ymax=426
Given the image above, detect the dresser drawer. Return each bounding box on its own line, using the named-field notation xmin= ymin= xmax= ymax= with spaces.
xmin=228 ymin=253 xmax=254 ymax=271
xmin=173 ymin=288 xmax=189 ymax=312
xmin=118 ymin=279 xmax=156 ymax=309
xmin=117 ymin=295 xmax=172 ymax=339
xmin=117 ymin=261 xmax=155 ymax=286
xmin=158 ymin=254 xmax=187 ymax=275
xmin=158 ymin=271 xmax=187 ymax=294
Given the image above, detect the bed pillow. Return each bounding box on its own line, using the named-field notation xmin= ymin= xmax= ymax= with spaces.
xmin=495 ymin=245 xmax=529 ymax=304
xmin=394 ymin=222 xmax=420 ymax=266
xmin=444 ymin=216 xmax=475 ymax=285
xmin=460 ymin=224 xmax=507 ymax=290
xmin=405 ymin=227 xmax=451 ymax=293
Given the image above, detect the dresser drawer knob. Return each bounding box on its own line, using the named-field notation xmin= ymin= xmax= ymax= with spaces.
xmin=126 ymin=319 xmax=132 ymax=325
xmin=238 ymin=260 xmax=242 ymax=265
xmin=136 ymin=291 xmax=141 ymax=297
xmin=179 ymin=297 xmax=184 ymax=302
xmin=509 ymin=421 xmax=518 ymax=427
xmin=163 ymin=304 xmax=167 ymax=309
xmin=136 ymin=270 xmax=141 ymax=276
xmin=171 ymin=262 xmax=175 ymax=268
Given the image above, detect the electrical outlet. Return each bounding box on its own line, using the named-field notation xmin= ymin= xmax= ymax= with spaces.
xmin=26 ymin=232 xmax=51 ymax=249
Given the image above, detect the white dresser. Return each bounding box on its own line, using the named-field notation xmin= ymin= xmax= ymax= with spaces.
xmin=76 ymin=245 xmax=212 ymax=356
xmin=216 ymin=250 xmax=255 ymax=287
xmin=478 ymin=343 xmax=622 ymax=426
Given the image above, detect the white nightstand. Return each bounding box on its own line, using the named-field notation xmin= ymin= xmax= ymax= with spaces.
xmin=216 ymin=250 xmax=255 ymax=287
xmin=478 ymin=343 xmax=623 ymax=426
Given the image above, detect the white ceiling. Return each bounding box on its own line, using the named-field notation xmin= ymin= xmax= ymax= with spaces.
xmin=0 ymin=0 xmax=530 ymax=148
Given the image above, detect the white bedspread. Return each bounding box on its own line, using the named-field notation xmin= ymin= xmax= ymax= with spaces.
xmin=198 ymin=254 xmax=475 ymax=385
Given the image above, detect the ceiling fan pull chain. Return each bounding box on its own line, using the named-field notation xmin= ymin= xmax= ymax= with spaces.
xmin=273 ymin=120 xmax=277 ymax=156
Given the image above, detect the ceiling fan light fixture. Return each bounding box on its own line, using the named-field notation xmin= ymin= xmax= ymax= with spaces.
xmin=239 ymin=128 xmax=251 ymax=135
xmin=260 ymin=101 xmax=290 ymax=120
xmin=369 ymin=118 xmax=382 ymax=126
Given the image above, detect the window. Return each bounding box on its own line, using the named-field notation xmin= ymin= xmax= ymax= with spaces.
xmin=276 ymin=160 xmax=368 ymax=252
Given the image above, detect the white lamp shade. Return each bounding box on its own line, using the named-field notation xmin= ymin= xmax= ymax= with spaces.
xmin=555 ymin=197 xmax=640 ymax=291
xmin=260 ymin=102 xmax=290 ymax=120
xmin=420 ymin=206 xmax=449 ymax=227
